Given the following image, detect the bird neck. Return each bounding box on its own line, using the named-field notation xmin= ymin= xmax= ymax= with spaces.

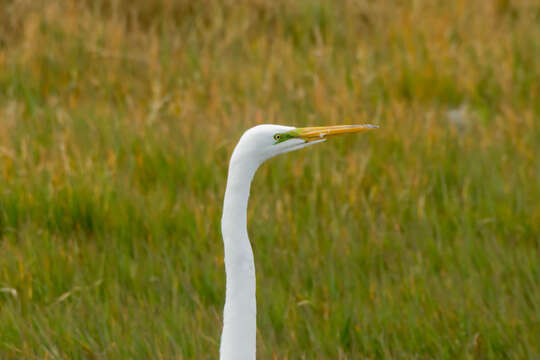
xmin=220 ymin=155 xmax=260 ymax=360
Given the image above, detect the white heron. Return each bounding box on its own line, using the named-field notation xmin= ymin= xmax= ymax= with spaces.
xmin=220 ymin=124 xmax=378 ymax=360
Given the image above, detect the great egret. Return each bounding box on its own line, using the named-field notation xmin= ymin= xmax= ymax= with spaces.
xmin=220 ymin=124 xmax=378 ymax=360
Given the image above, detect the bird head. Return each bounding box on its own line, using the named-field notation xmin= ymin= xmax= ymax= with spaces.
xmin=231 ymin=124 xmax=378 ymax=166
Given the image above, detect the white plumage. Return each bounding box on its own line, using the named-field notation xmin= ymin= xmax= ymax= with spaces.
xmin=220 ymin=124 xmax=377 ymax=360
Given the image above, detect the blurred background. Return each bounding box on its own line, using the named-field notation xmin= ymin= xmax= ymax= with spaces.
xmin=0 ymin=0 xmax=539 ymax=358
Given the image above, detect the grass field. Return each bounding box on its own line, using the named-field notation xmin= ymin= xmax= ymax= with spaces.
xmin=1 ymin=0 xmax=539 ymax=358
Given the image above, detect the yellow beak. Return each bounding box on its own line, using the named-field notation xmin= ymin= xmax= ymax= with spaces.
xmin=297 ymin=124 xmax=378 ymax=142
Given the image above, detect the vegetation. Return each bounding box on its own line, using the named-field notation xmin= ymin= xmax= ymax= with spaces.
xmin=0 ymin=0 xmax=539 ymax=358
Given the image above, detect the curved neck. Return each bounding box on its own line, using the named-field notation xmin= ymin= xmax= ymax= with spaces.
xmin=220 ymin=154 xmax=261 ymax=360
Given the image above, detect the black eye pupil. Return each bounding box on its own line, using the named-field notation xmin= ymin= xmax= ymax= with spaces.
xmin=275 ymin=135 xmax=280 ymax=140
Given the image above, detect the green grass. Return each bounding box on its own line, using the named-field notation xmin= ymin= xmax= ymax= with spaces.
xmin=1 ymin=0 xmax=539 ymax=358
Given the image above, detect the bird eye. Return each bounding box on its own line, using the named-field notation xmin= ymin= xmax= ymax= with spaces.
xmin=274 ymin=134 xmax=281 ymax=141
